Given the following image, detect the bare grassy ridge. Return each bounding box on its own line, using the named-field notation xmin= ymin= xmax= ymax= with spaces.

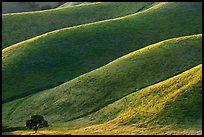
xmin=2 ymin=2 xmax=202 ymax=103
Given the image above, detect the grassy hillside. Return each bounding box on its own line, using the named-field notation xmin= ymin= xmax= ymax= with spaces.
xmin=2 ymin=2 xmax=155 ymax=49
xmin=2 ymin=34 xmax=202 ymax=129
xmin=2 ymin=2 xmax=202 ymax=103
xmin=61 ymin=64 xmax=202 ymax=135
xmin=5 ymin=64 xmax=202 ymax=135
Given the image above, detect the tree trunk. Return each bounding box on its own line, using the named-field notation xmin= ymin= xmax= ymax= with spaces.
xmin=34 ymin=126 xmax=38 ymax=134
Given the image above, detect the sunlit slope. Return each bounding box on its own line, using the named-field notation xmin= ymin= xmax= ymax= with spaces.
xmin=2 ymin=2 xmax=155 ymax=49
xmin=2 ymin=2 xmax=202 ymax=103
xmin=5 ymin=64 xmax=202 ymax=135
xmin=2 ymin=34 xmax=202 ymax=127
xmin=59 ymin=64 xmax=202 ymax=135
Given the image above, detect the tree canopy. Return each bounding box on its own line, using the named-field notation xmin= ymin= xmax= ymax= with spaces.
xmin=26 ymin=115 xmax=48 ymax=133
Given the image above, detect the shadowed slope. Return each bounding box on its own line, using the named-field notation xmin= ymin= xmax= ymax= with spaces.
xmin=2 ymin=34 xmax=202 ymax=128
xmin=2 ymin=2 xmax=202 ymax=103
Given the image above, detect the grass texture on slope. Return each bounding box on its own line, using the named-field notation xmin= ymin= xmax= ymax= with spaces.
xmin=7 ymin=64 xmax=202 ymax=135
xmin=62 ymin=64 xmax=202 ymax=135
xmin=2 ymin=34 xmax=202 ymax=128
xmin=2 ymin=2 xmax=155 ymax=49
xmin=2 ymin=2 xmax=202 ymax=103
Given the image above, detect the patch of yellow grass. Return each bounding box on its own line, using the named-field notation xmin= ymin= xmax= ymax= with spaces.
xmin=11 ymin=124 xmax=201 ymax=135
xmin=12 ymin=130 xmax=69 ymax=135
xmin=106 ymin=64 xmax=201 ymax=125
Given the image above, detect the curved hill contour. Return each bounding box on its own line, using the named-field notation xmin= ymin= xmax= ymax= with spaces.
xmin=57 ymin=64 xmax=201 ymax=135
xmin=2 ymin=2 xmax=202 ymax=103
xmin=2 ymin=34 xmax=202 ymax=129
xmin=2 ymin=2 xmax=155 ymax=49
xmin=7 ymin=63 xmax=203 ymax=135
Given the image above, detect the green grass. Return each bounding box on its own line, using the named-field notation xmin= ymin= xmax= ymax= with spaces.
xmin=49 ymin=63 xmax=202 ymax=134
xmin=2 ymin=132 xmax=13 ymax=135
xmin=75 ymin=64 xmax=202 ymax=135
xmin=2 ymin=2 xmax=202 ymax=135
xmin=2 ymin=2 xmax=202 ymax=103
xmin=2 ymin=2 xmax=155 ymax=49
xmin=2 ymin=34 xmax=202 ymax=129
xmin=5 ymin=64 xmax=202 ymax=135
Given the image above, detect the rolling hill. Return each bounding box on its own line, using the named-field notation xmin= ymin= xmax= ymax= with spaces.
xmin=2 ymin=2 xmax=202 ymax=103
xmin=4 ymin=61 xmax=202 ymax=135
xmin=2 ymin=2 xmax=202 ymax=135
xmin=2 ymin=2 xmax=155 ymax=49
xmin=2 ymin=34 xmax=202 ymax=130
xmin=57 ymin=64 xmax=201 ymax=135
